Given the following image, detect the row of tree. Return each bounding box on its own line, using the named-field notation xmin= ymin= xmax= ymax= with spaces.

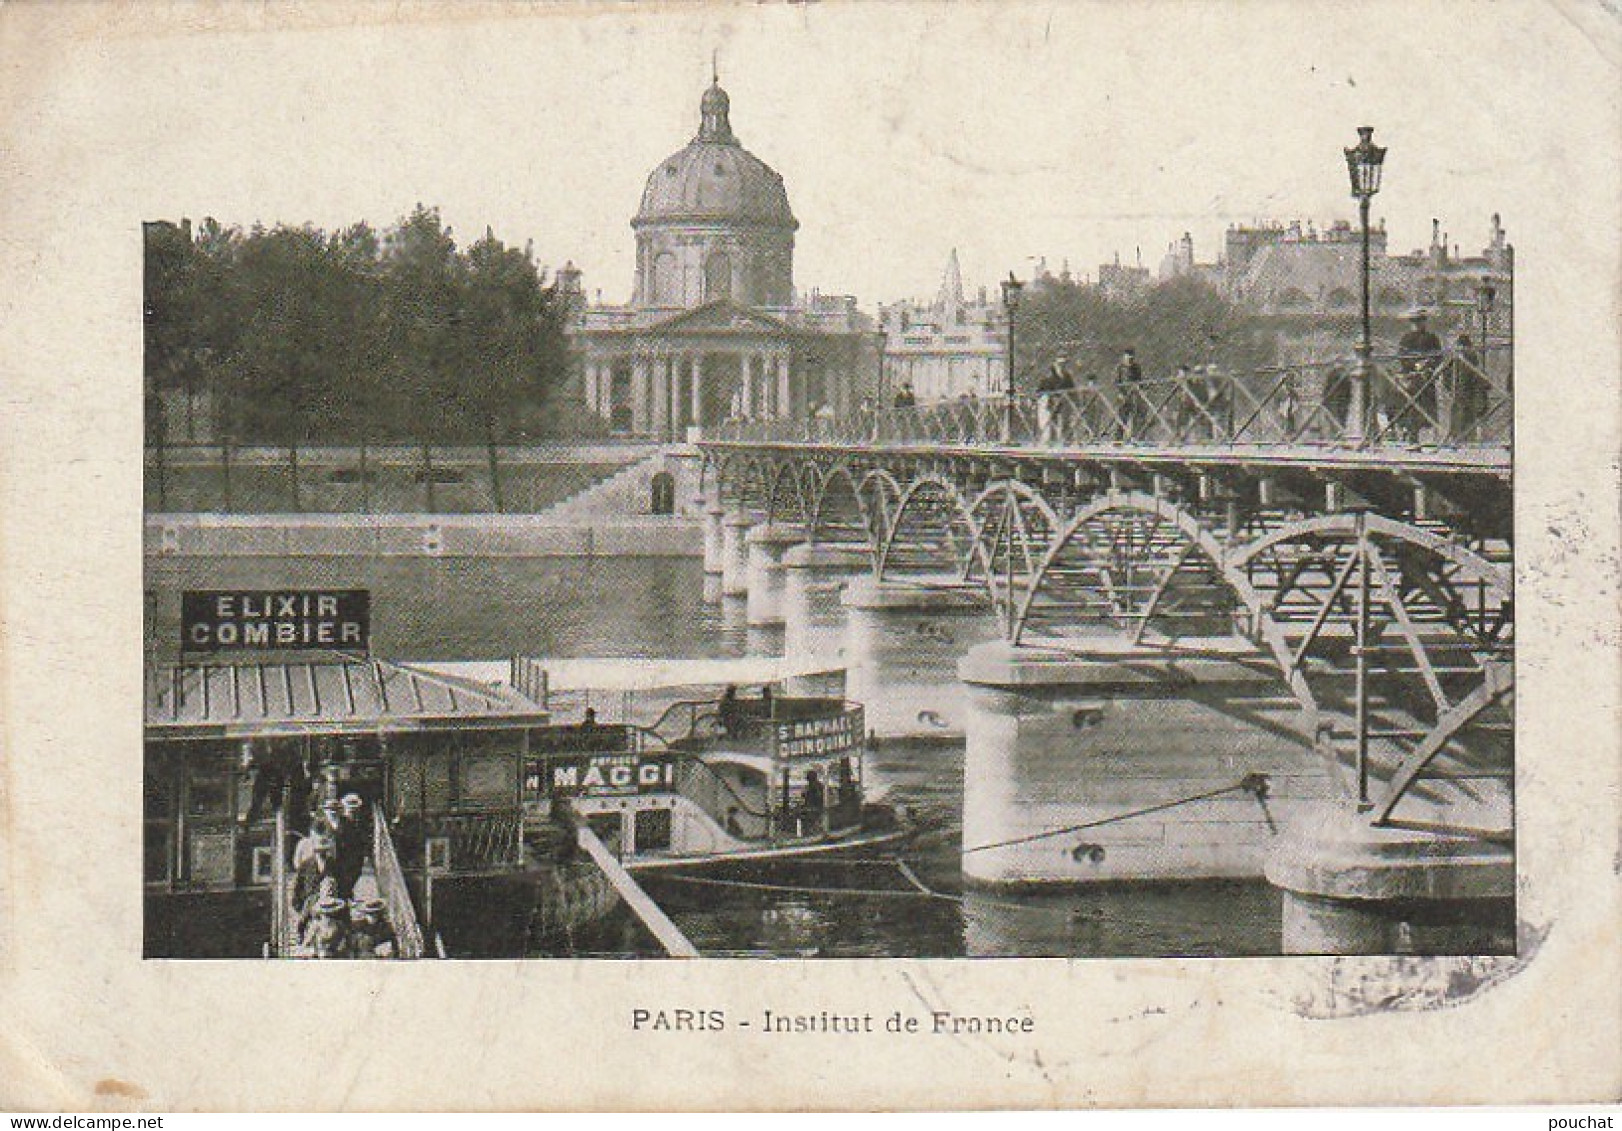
xmin=143 ymin=207 xmax=583 ymax=445
xmin=1012 ymin=275 xmax=1278 ymax=385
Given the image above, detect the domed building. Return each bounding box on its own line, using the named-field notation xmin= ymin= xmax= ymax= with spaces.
xmin=569 ymin=78 xmax=875 ymax=438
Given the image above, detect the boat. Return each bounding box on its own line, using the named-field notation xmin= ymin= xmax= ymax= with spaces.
xmin=523 ymin=685 xmax=911 ymax=872
xmin=143 ymin=654 xmax=619 ymax=959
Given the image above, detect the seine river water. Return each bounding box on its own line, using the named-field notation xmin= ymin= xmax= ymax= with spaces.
xmin=147 ymin=554 xmax=1282 ymax=957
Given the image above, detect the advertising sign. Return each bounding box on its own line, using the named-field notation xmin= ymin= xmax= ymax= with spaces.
xmin=180 ymin=590 xmax=370 ymax=653
xmin=772 ymin=707 xmax=864 ymax=760
xmin=528 ymin=751 xmax=678 ymax=797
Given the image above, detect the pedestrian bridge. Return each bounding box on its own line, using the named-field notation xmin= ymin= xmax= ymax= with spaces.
xmin=695 ymin=346 xmax=1513 ymax=950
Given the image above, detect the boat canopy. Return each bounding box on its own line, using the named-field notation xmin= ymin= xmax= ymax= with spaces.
xmin=145 ymin=655 xmax=549 ymax=738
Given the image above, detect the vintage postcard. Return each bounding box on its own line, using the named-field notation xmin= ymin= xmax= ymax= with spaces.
xmin=1 ymin=0 xmax=1618 ymax=1112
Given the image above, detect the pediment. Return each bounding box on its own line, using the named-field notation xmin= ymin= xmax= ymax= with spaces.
xmin=646 ymin=300 xmax=795 ymax=337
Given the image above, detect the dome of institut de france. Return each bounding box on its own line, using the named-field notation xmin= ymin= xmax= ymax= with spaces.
xmin=633 ymin=79 xmax=797 ymax=231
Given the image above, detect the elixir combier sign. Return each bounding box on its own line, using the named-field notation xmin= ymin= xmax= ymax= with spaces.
xmin=181 ymin=590 xmax=370 ymax=653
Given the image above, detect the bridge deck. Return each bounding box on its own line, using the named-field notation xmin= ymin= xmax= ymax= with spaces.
xmin=699 ymin=438 xmax=1511 ymax=478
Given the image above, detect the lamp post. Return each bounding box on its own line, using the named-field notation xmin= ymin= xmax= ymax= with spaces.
xmin=1344 ymin=126 xmax=1386 ymax=443
xmin=1000 ymin=273 xmax=1024 ymax=441
xmin=1475 ymin=279 xmax=1496 ymax=350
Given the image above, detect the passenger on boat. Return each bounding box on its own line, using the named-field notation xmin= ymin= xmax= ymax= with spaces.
xmin=577 ymin=707 xmax=616 ymax=752
xmin=759 ymin=684 xmax=773 ymax=717
xmin=346 ymin=896 xmax=391 ymax=959
xmin=303 ymin=895 xmax=348 ymax=959
xmin=548 ymin=798 xmax=581 ymax=864
xmin=800 ymin=769 xmax=826 ymax=833
xmin=835 ymin=758 xmax=860 ymax=822
xmin=292 ymin=832 xmax=339 ymax=929
xmin=717 ymin=685 xmax=742 ymax=735
xmin=240 ymin=740 xmax=305 ymax=826
xmin=332 ymin=794 xmax=369 ymax=898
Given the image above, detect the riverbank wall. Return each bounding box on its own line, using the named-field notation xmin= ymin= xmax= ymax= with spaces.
xmin=144 ymin=512 xmax=701 ymax=558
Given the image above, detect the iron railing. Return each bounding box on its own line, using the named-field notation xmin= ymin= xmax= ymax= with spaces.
xmin=709 ymin=345 xmax=1511 ymax=451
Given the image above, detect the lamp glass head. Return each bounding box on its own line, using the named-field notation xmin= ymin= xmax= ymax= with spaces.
xmin=1344 ymin=126 xmax=1387 ymax=199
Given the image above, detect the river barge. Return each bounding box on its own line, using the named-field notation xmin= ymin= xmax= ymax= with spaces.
xmin=145 ymin=654 xmax=904 ymax=958
xmin=143 ymin=654 xmax=615 ymax=958
xmin=527 ymin=685 xmax=909 ymax=872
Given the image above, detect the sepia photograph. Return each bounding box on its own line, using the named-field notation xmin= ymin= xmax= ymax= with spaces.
xmin=4 ymin=0 xmax=1618 ymax=1114
xmin=141 ymin=22 xmax=1513 ymax=963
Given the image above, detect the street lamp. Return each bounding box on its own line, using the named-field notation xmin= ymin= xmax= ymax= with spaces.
xmin=1344 ymin=125 xmax=1386 ymax=442
xmin=1000 ymin=273 xmax=1024 ymax=440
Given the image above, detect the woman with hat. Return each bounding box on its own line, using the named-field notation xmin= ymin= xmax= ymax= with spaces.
xmin=303 ymin=894 xmax=349 ymax=959
xmin=346 ymin=897 xmax=390 ymax=959
xmin=292 ymin=831 xmax=339 ymax=930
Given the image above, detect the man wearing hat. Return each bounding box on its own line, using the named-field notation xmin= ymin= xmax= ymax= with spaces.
xmin=334 ymin=793 xmax=371 ymax=899
xmin=1113 ymin=348 xmax=1145 ymax=440
xmin=1394 ymin=309 xmax=1443 ymax=441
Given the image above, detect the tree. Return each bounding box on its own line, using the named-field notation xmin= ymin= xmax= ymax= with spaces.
xmin=143 ymin=206 xmax=581 ymax=448
xmin=1015 ymin=274 xmax=1275 ymax=385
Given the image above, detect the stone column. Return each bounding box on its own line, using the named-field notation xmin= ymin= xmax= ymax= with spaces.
xmin=703 ymin=497 xmax=727 ymax=576
xmin=689 ymin=357 xmax=703 ymax=429
xmin=782 ymin=542 xmax=871 ymax=664
xmin=653 ymin=355 xmax=672 ymax=441
xmin=672 ymin=357 xmax=685 ymax=436
xmin=741 ymin=354 xmax=756 ymax=419
xmin=631 ymin=357 xmax=650 ymax=436
xmin=584 ymin=362 xmax=599 ymax=416
xmin=777 ymin=351 xmax=792 ymax=420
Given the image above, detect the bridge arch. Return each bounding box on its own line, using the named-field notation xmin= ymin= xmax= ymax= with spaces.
xmin=875 ymin=474 xmax=994 ymax=603
xmin=764 ymin=460 xmax=814 ymax=526
xmin=1014 ymin=491 xmax=1512 ymax=825
xmin=719 ymin=453 xmax=774 ymax=514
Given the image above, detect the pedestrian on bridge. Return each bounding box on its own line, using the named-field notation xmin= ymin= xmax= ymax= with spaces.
xmin=1393 ymin=309 xmax=1443 ymax=442
xmin=1037 ymin=358 xmax=1075 ymax=444
xmin=1446 ymin=332 xmax=1488 ymax=442
xmin=1114 ymin=349 xmax=1145 ymax=441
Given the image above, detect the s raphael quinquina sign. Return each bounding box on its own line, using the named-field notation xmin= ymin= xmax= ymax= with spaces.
xmin=180 ymin=590 xmax=371 ymax=653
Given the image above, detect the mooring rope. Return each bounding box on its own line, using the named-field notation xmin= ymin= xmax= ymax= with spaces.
xmin=647 ymin=863 xmax=1222 ymax=933
xmin=960 ymin=772 xmax=1272 ymax=856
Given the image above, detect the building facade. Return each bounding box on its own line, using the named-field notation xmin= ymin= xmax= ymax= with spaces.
xmin=1150 ymin=215 xmax=1515 ymax=361
xmin=568 ymin=80 xmax=874 ymax=438
xmin=876 ymin=250 xmax=1009 ymax=404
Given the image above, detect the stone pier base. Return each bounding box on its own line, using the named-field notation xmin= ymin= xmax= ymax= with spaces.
xmin=745 ymin=523 xmax=806 ymax=626
xmin=841 ymin=577 xmax=998 ymax=738
xmin=782 ymin=543 xmax=870 ymax=663
xmin=720 ymin=511 xmax=754 ymax=597
xmin=1265 ymin=806 xmax=1515 ymax=954
xmin=957 ymin=637 xmax=1335 ymax=887
xmin=702 ymin=505 xmax=726 ymax=575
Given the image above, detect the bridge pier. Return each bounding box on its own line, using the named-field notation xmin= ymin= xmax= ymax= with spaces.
xmin=1264 ymin=809 xmax=1515 ymax=954
xmin=957 ymin=638 xmax=1335 ymax=888
xmin=702 ymin=500 xmax=727 ymax=576
xmin=744 ymin=523 xmax=806 ymax=626
xmin=720 ymin=510 xmax=754 ymax=597
xmin=840 ymin=576 xmax=998 ymax=738
xmin=782 ymin=543 xmax=869 ymax=663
